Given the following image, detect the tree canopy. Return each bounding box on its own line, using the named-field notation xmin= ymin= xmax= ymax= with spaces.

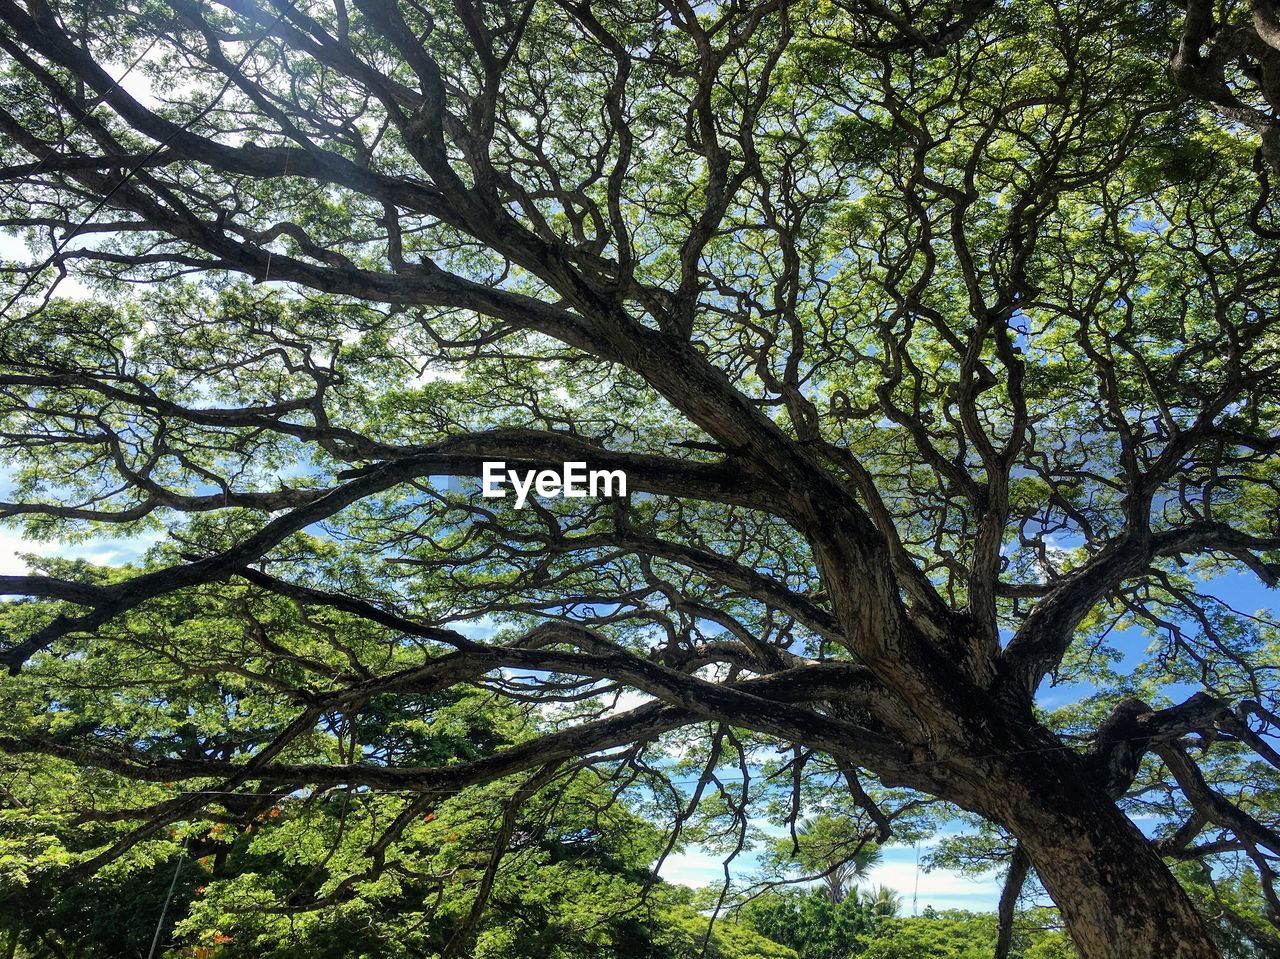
xmin=0 ymin=0 xmax=1279 ymax=956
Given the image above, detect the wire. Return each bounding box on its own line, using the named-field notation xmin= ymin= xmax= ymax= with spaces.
xmin=911 ymin=842 xmax=920 ymax=917
xmin=146 ymin=837 xmax=187 ymax=959
xmin=18 ymin=35 xmax=161 ymax=182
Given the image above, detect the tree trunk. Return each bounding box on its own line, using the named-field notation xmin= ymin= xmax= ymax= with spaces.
xmin=812 ymin=525 xmax=1222 ymax=958
xmin=988 ymin=753 xmax=1219 ymax=959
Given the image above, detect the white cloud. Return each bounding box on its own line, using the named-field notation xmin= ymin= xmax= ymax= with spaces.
xmin=865 ymin=851 xmax=1002 ymax=912
xmin=604 ymin=688 xmax=655 ymax=716
xmin=658 ymin=841 xmax=1002 ymax=915
xmin=0 ymin=528 xmax=160 ymax=576
xmin=0 ymin=231 xmax=26 ymax=261
xmin=659 ymin=849 xmax=736 ymax=887
xmin=0 ymin=530 xmax=60 ymax=575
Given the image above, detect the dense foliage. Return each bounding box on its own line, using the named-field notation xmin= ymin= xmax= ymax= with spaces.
xmin=0 ymin=597 xmax=791 ymax=958
xmin=0 ymin=0 xmax=1279 ymax=955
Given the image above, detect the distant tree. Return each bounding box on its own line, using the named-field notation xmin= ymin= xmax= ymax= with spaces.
xmin=858 ymin=885 xmax=902 ymax=918
xmin=760 ymin=815 xmax=882 ymax=905
xmin=858 ymin=912 xmax=997 ymax=959
xmin=739 ymin=887 xmax=884 ymax=959
xmin=655 ymin=905 xmax=800 ymax=959
xmin=861 ymin=910 xmax=1074 ymax=959
xmin=0 ymin=587 xmax=785 ymax=958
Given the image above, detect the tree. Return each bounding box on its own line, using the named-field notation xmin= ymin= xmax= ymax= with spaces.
xmin=654 ymin=904 xmax=800 ymax=959
xmin=859 ymin=910 xmax=1007 ymax=959
xmin=1168 ymin=0 xmax=1280 ymax=171
xmin=738 ymin=886 xmax=885 ymax=959
xmin=857 ymin=885 xmax=901 ymax=918
xmin=0 ymin=0 xmax=1278 ymax=956
xmin=760 ymin=815 xmax=882 ymax=905
xmin=0 ymin=583 xmax=791 ymax=958
xmin=740 ymin=899 xmax=1074 ymax=959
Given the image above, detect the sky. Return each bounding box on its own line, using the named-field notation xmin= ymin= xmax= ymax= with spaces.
xmin=2 ymin=42 xmax=1276 ymax=922
xmin=660 ymin=841 xmax=1005 ymax=913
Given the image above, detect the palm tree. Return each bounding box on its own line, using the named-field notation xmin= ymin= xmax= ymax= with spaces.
xmin=858 ymin=885 xmax=902 ymax=917
xmin=786 ymin=816 xmax=883 ymax=905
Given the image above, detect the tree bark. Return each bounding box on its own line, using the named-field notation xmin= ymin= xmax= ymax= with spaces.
xmin=810 ymin=523 xmax=1223 ymax=959
xmin=995 ymin=843 xmax=1030 ymax=959
xmin=989 ymin=753 xmax=1219 ymax=959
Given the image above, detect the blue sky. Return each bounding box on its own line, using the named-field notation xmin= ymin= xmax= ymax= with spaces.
xmin=654 ymin=567 xmax=1279 ymax=909
xmin=659 ymin=841 xmax=1005 ymax=913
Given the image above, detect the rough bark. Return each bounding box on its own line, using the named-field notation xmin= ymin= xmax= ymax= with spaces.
xmin=984 ymin=749 xmax=1220 ymax=958
xmin=1017 ymin=810 xmax=1216 ymax=958
xmin=995 ymin=844 xmax=1030 ymax=959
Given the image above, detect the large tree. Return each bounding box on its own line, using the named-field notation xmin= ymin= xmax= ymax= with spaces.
xmin=0 ymin=0 xmax=1279 ymax=956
